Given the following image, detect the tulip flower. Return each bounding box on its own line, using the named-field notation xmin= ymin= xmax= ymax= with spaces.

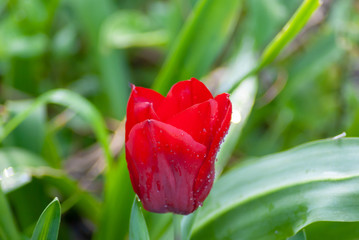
xmin=125 ymin=78 xmax=232 ymax=215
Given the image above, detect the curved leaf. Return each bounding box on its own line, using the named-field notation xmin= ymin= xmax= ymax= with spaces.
xmin=0 ymin=89 xmax=113 ymax=167
xmin=192 ymin=138 xmax=359 ymax=239
xmin=31 ymin=198 xmax=61 ymax=240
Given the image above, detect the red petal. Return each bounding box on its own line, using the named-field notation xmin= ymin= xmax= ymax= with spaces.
xmin=126 ymin=85 xmax=165 ymax=140
xmin=129 ymin=85 xmax=165 ymax=110
xmin=126 ymin=120 xmax=207 ymax=214
xmin=166 ymin=99 xmax=218 ymax=148
xmin=157 ymin=78 xmax=213 ymax=120
xmin=193 ymin=93 xmax=232 ymax=203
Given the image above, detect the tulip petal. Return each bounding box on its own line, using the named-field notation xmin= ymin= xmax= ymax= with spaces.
xmin=129 ymin=85 xmax=165 ymax=108
xmin=126 ymin=102 xmax=160 ymax=140
xmin=126 ymin=86 xmax=165 ymax=139
xmin=157 ymin=78 xmax=213 ymax=120
xmin=193 ymin=93 xmax=232 ymax=203
xmin=126 ymin=120 xmax=207 ymax=214
xmin=166 ymin=99 xmax=218 ymax=148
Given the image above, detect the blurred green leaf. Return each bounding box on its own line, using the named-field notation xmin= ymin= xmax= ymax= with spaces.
xmin=215 ymin=77 xmax=257 ymax=175
xmin=3 ymin=100 xmax=46 ymax=155
xmin=31 ymin=198 xmax=61 ymax=240
xmin=0 ymin=147 xmax=47 ymax=192
xmin=0 ymin=186 xmax=21 ymax=240
xmin=0 ymin=147 xmax=100 ymax=223
xmin=153 ymin=0 xmax=242 ymax=94
xmin=68 ymin=0 xmax=130 ymax=119
xmin=229 ymin=0 xmax=321 ymax=93
xmin=102 ymin=10 xmax=168 ymax=49
xmin=192 ymin=138 xmax=359 ymax=239
xmin=259 ymin=0 xmax=321 ymax=68
xmin=32 ymin=169 xmax=101 ymax=224
xmin=129 ymin=198 xmax=150 ymax=240
xmin=95 ymin=153 xmax=134 ymax=240
xmin=0 ymin=89 xmax=113 ymax=167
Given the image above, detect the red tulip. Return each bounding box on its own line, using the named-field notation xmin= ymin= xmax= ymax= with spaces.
xmin=125 ymin=78 xmax=232 ymax=215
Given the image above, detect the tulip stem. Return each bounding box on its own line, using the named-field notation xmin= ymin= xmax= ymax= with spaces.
xmin=173 ymin=214 xmax=182 ymax=240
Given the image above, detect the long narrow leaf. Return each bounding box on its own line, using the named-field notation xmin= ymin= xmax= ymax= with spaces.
xmin=259 ymin=0 xmax=321 ymax=68
xmin=229 ymin=0 xmax=321 ymax=93
xmin=95 ymin=153 xmax=135 ymax=240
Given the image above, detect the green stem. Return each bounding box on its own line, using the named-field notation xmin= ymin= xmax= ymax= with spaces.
xmin=173 ymin=214 xmax=182 ymax=240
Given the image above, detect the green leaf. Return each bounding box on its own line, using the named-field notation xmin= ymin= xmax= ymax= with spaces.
xmin=3 ymin=100 xmax=46 ymax=155
xmin=0 ymin=147 xmax=47 ymax=192
xmin=215 ymin=76 xmax=258 ymax=176
xmin=288 ymin=230 xmax=307 ymax=240
xmin=0 ymin=89 xmax=113 ymax=168
xmin=259 ymin=0 xmax=321 ymax=68
xmin=192 ymin=138 xmax=359 ymax=239
xmin=31 ymin=198 xmax=61 ymax=240
xmin=102 ymin=10 xmax=168 ymax=49
xmin=0 ymin=186 xmax=21 ymax=240
xmin=229 ymin=0 xmax=321 ymax=93
xmin=129 ymin=198 xmax=150 ymax=240
xmin=305 ymin=222 xmax=359 ymax=240
xmin=32 ymin=169 xmax=101 ymax=224
xmin=95 ymin=153 xmax=135 ymax=240
xmin=0 ymin=147 xmax=100 ymax=223
xmin=67 ymin=0 xmax=130 ymax=119
xmin=153 ymin=0 xmax=242 ymax=94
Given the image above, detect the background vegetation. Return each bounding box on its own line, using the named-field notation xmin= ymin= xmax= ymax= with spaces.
xmin=0 ymin=0 xmax=359 ymax=239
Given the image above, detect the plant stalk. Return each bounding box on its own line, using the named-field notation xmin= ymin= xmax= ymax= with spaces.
xmin=173 ymin=214 xmax=182 ymax=240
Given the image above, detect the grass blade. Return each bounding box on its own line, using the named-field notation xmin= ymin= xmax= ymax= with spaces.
xmin=229 ymin=0 xmax=321 ymax=93
xmin=259 ymin=0 xmax=321 ymax=68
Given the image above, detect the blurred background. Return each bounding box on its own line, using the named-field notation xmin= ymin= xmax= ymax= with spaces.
xmin=0 ymin=0 xmax=358 ymax=239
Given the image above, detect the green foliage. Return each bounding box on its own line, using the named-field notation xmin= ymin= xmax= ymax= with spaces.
xmin=129 ymin=199 xmax=150 ymax=240
xmin=1 ymin=0 xmax=359 ymax=239
xmin=193 ymin=138 xmax=359 ymax=239
xmin=153 ymin=0 xmax=242 ymax=94
xmin=31 ymin=198 xmax=61 ymax=240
